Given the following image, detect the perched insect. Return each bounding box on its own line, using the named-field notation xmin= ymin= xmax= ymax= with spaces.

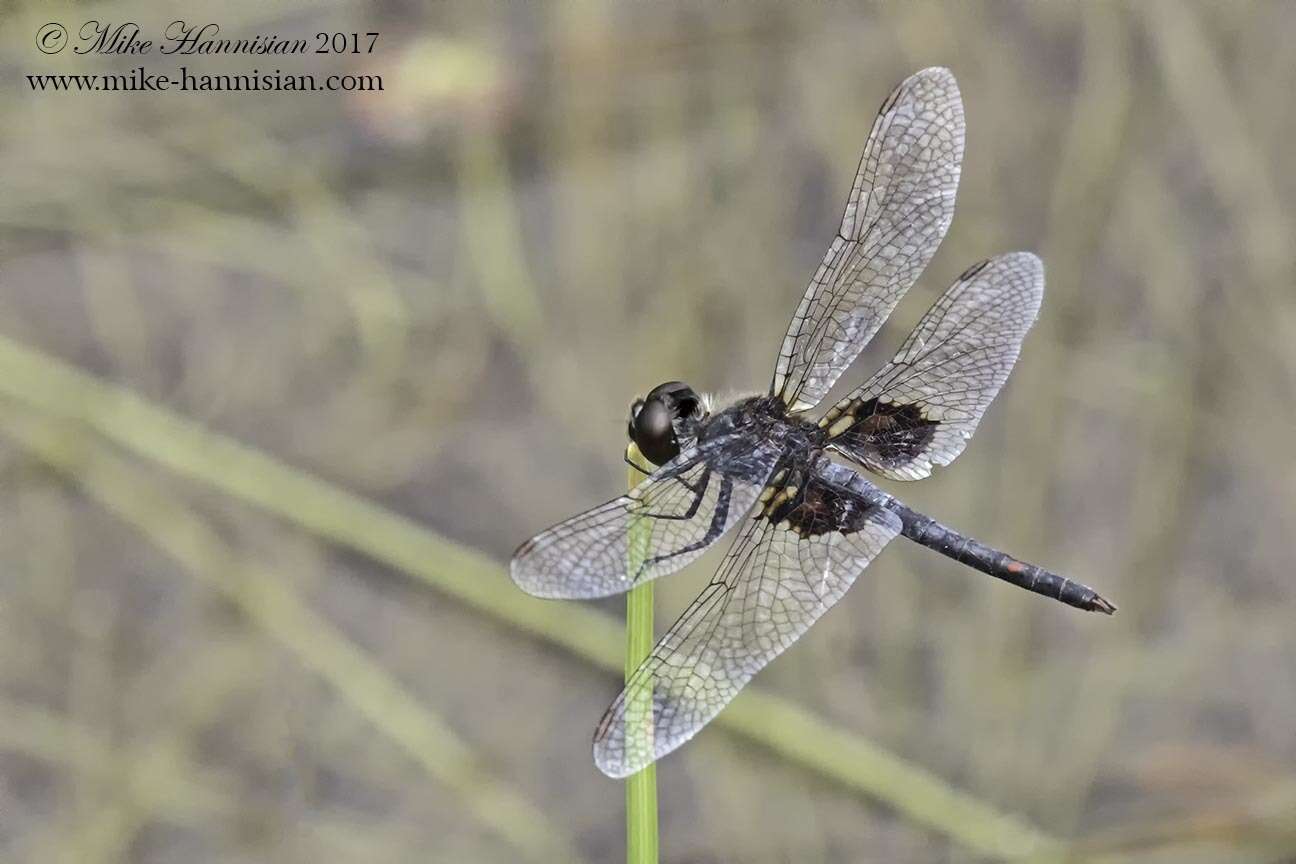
xmin=512 ymin=67 xmax=1115 ymax=778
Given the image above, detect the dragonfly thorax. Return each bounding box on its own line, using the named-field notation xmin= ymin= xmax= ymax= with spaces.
xmin=628 ymin=380 xmax=706 ymax=466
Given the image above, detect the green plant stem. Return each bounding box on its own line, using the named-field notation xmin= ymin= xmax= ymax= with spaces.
xmin=624 ymin=446 xmax=659 ymax=864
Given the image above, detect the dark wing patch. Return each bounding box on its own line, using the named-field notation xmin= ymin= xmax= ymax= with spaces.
xmin=760 ymin=464 xmax=890 ymax=538
xmin=822 ymin=398 xmax=941 ymax=473
xmin=511 ymin=434 xmax=780 ymax=599
xmin=821 ymin=252 xmax=1044 ymax=481
xmin=771 ymin=67 xmax=965 ymax=413
xmin=593 ymin=465 xmax=901 ymax=777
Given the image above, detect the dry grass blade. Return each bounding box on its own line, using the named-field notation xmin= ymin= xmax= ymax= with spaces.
xmin=0 ymin=405 xmax=585 ymax=864
xmin=0 ymin=700 xmax=233 ymax=821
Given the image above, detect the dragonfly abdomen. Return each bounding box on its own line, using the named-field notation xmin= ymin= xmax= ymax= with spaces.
xmin=888 ymin=503 xmax=1116 ymax=614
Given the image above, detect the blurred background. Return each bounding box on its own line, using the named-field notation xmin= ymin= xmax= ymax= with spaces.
xmin=2 ymin=1 xmax=1295 ymax=862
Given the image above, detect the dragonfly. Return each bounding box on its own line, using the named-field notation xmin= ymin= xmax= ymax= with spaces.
xmin=512 ymin=67 xmax=1115 ymax=779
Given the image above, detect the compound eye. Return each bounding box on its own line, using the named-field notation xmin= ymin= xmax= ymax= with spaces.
xmin=627 ymin=398 xmax=645 ymax=441
xmin=646 ymin=381 xmax=698 ymax=417
xmin=632 ymin=399 xmax=679 ymax=466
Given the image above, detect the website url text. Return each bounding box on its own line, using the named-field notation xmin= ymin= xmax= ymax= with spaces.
xmin=26 ymin=66 xmax=382 ymax=92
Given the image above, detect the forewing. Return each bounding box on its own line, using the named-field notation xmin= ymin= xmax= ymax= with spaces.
xmin=510 ymin=434 xmax=780 ymax=599
xmin=593 ymin=467 xmax=902 ymax=777
xmin=772 ymin=67 xmax=964 ymax=413
xmin=820 ymin=252 xmax=1045 ymax=481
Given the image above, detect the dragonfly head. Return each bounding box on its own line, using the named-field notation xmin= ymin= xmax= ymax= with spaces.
xmin=628 ymin=381 xmax=705 ymax=467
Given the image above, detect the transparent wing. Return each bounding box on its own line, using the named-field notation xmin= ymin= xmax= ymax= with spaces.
xmin=593 ymin=464 xmax=902 ymax=777
xmin=772 ymin=67 xmax=965 ymax=413
xmin=511 ymin=434 xmax=780 ymax=599
xmin=820 ymin=252 xmax=1044 ymax=481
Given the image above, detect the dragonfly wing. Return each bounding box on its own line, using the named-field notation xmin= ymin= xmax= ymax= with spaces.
xmin=772 ymin=67 xmax=964 ymax=413
xmin=511 ymin=434 xmax=780 ymax=599
xmin=593 ymin=463 xmax=902 ymax=776
xmin=820 ymin=252 xmax=1045 ymax=480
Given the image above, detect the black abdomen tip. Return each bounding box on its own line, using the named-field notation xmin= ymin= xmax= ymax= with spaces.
xmin=1087 ymin=593 xmax=1118 ymax=615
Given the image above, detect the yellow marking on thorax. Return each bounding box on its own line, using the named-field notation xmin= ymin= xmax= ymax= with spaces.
xmin=761 ymin=484 xmax=800 ymax=516
xmin=818 ymin=397 xmax=854 ymax=427
xmin=826 ymin=413 xmax=856 ymax=438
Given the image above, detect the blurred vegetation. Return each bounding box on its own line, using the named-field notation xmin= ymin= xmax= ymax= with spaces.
xmin=2 ymin=1 xmax=1295 ymax=862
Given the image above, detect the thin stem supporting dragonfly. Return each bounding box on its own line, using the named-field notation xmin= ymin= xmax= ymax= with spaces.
xmin=624 ymin=442 xmax=658 ymax=864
